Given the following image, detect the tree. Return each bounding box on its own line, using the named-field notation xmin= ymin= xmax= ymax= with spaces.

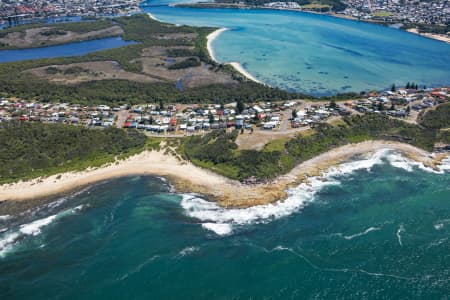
xmin=377 ymin=102 xmax=385 ymax=111
xmin=236 ymin=100 xmax=245 ymax=114
xmin=391 ymin=83 xmax=396 ymax=92
xmin=390 ymin=103 xmax=395 ymax=110
xmin=406 ymin=82 xmax=411 ymax=89
xmin=406 ymin=106 xmax=411 ymax=114
xmin=159 ymin=100 xmax=164 ymax=110
xmin=208 ymin=111 xmax=214 ymax=124
xmin=329 ymin=99 xmax=337 ymax=109
xmin=292 ymin=109 xmax=298 ymax=119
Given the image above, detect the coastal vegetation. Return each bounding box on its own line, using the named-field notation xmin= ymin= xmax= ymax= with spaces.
xmin=181 ymin=114 xmax=440 ymax=182
xmin=2 ymin=102 xmax=448 ymax=185
xmin=418 ymin=103 xmax=450 ymax=130
xmin=0 ymin=14 xmax=300 ymax=105
xmin=0 ymin=121 xmax=147 ymax=184
xmin=0 ymin=19 xmax=121 ymax=49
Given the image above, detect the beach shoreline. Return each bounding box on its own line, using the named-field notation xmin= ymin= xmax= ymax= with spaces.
xmin=1 ymin=141 xmax=448 ymax=211
xmin=206 ymin=27 xmax=264 ymax=84
xmin=227 ymin=62 xmax=263 ymax=84
xmin=406 ymin=28 xmax=450 ymax=44
xmin=206 ymin=27 xmax=228 ymax=62
xmin=173 ymin=3 xmax=450 ymax=44
xmin=147 ymin=12 xmax=160 ymax=22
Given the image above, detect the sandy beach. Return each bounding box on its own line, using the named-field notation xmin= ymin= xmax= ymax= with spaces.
xmin=206 ymin=28 xmax=264 ymax=84
xmin=147 ymin=12 xmax=160 ymax=22
xmin=227 ymin=62 xmax=264 ymax=84
xmin=1 ymin=140 xmax=447 ymax=209
xmin=206 ymin=28 xmax=228 ymax=62
xmin=407 ymin=28 xmax=450 ymax=44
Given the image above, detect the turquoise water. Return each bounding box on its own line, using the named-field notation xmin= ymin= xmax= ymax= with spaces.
xmin=145 ymin=5 xmax=450 ymax=95
xmin=1 ymin=150 xmax=449 ymax=299
xmin=0 ymin=37 xmax=135 ymax=63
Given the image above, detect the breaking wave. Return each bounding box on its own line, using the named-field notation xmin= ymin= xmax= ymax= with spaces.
xmin=396 ymin=224 xmax=405 ymax=246
xmin=0 ymin=204 xmax=86 ymax=258
xmin=0 ymin=215 xmax=12 ymax=221
xmin=342 ymin=227 xmax=381 ymax=240
xmin=177 ymin=246 xmax=200 ymax=257
xmin=433 ymin=218 xmax=450 ymax=230
xmin=181 ymin=149 xmax=450 ymax=236
xmin=181 ymin=177 xmax=338 ymax=236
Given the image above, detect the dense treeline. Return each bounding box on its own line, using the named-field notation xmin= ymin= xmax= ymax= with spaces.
xmin=168 ymin=57 xmax=201 ymax=69
xmin=182 ymin=114 xmax=438 ymax=181
xmin=0 ymin=122 xmax=146 ymax=183
xmin=0 ymin=14 xmax=302 ymax=104
xmin=0 ymin=73 xmax=298 ymax=104
xmin=402 ymin=23 xmax=450 ymax=35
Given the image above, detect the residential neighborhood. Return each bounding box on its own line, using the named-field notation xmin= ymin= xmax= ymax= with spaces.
xmin=0 ymin=0 xmax=141 ymax=23
xmin=341 ymin=0 xmax=450 ymax=27
xmin=1 ymin=87 xmax=448 ymax=137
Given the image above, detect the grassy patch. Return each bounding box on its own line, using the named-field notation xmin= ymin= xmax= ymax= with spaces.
xmin=372 ymin=11 xmax=393 ymax=17
xmin=263 ymin=137 xmax=290 ymax=152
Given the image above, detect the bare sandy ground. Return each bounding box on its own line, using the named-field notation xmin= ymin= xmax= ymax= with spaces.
xmin=27 ymin=61 xmax=163 ymax=84
xmin=1 ymin=141 xmax=447 ymax=208
xmin=407 ymin=28 xmax=450 ymax=44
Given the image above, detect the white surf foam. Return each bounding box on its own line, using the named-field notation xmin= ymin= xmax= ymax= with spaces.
xmin=0 ymin=215 xmax=11 ymax=221
xmin=0 ymin=232 xmax=20 ymax=257
xmin=342 ymin=227 xmax=381 ymax=240
xmin=19 ymin=215 xmax=58 ymax=236
xmin=324 ymin=149 xmax=390 ymax=178
xmin=433 ymin=218 xmax=450 ymax=230
xmin=0 ymin=204 xmax=87 ymax=258
xmin=385 ymin=152 xmax=445 ymax=174
xmin=396 ymin=224 xmax=405 ymax=246
xmin=439 ymin=155 xmax=450 ymax=171
xmin=182 ymin=178 xmax=339 ymax=235
xmin=181 ymin=149 xmax=449 ymax=236
xmin=178 ymin=246 xmax=200 ymax=257
xmin=201 ymin=223 xmax=233 ymax=235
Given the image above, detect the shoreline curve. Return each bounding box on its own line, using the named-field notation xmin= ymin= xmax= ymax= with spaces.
xmin=0 ymin=141 xmax=448 ymax=210
xmin=206 ymin=27 xmax=265 ymax=84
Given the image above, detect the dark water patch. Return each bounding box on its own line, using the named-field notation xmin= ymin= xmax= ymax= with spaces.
xmin=322 ymin=42 xmax=364 ymax=57
xmin=175 ymin=79 xmax=184 ymax=91
xmin=0 ymin=37 xmax=136 ymax=63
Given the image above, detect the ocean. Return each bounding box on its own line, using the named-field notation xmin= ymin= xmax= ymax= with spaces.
xmin=144 ymin=4 xmax=450 ymax=96
xmin=1 ymin=150 xmax=449 ymax=299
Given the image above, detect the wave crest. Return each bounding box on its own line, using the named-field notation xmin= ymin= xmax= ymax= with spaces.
xmin=181 ymin=149 xmax=449 ymax=236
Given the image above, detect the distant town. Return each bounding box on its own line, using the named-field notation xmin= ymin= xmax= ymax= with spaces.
xmin=1 ymin=0 xmax=449 ymax=42
xmin=0 ymin=0 xmax=141 ymax=23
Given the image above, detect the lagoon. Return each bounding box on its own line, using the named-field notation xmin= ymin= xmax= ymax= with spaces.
xmin=0 ymin=37 xmax=135 ymax=63
xmin=146 ymin=5 xmax=450 ymax=95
